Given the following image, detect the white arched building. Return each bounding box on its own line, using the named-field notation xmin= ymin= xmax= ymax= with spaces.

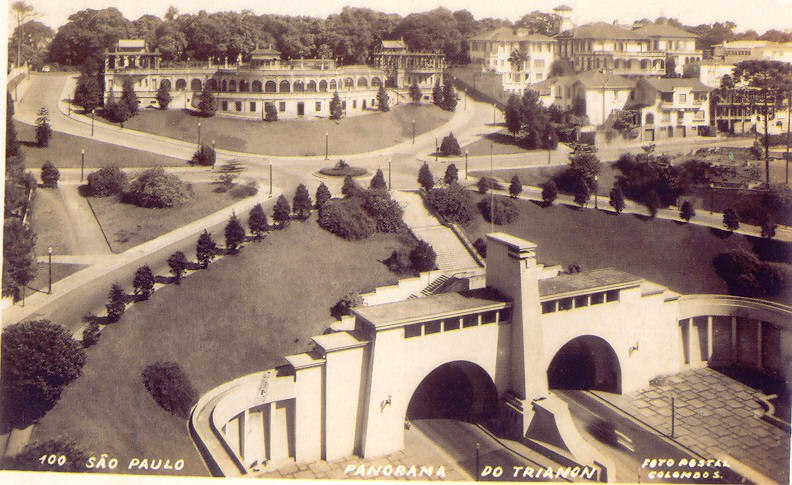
xmin=103 ymin=41 xmax=388 ymax=119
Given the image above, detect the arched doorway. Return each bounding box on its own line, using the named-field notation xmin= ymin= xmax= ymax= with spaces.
xmin=407 ymin=361 xmax=497 ymax=423
xmin=547 ymin=336 xmax=621 ymax=393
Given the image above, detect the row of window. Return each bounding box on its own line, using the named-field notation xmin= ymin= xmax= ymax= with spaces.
xmin=541 ymin=290 xmax=620 ymax=314
xmin=219 ymin=98 xmax=377 ymax=114
xmin=404 ymin=309 xmax=512 ymax=339
xmin=157 ymin=77 xmax=382 ymax=93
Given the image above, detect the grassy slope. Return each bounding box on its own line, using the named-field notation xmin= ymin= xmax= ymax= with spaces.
xmin=31 ymin=219 xmax=408 ymax=476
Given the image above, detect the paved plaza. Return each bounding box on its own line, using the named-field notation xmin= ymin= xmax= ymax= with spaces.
xmin=594 ymin=367 xmax=790 ymax=483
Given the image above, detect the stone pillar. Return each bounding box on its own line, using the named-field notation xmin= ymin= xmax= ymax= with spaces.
xmin=268 ymin=401 xmax=290 ymax=462
xmin=485 ymin=233 xmax=545 ymax=435
xmin=731 ymin=316 xmax=738 ymax=363
xmin=706 ymin=316 xmax=713 ymax=361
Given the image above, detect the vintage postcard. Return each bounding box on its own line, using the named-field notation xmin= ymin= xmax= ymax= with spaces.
xmin=1 ymin=0 xmax=791 ymax=483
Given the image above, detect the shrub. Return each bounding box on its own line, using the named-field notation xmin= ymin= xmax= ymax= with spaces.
xmin=383 ymin=248 xmax=413 ymax=274
xmin=761 ymin=213 xmax=777 ymax=239
xmin=473 ymin=237 xmax=487 ymax=258
xmin=680 ymin=201 xmax=695 ymax=222
xmin=228 ymin=180 xmax=258 ymax=198
xmin=440 ymin=132 xmax=461 ymax=156
xmin=191 ymin=144 xmax=216 ymax=166
xmin=248 ymin=204 xmax=270 ymax=240
xmin=370 ymin=169 xmax=387 ymax=191
xmin=41 ymin=161 xmax=60 ymax=188
xmin=133 ymin=265 xmax=155 ymax=300
xmin=105 ymin=282 xmax=126 ymax=323
xmin=318 ymin=160 xmax=367 ymax=177
xmin=197 ymin=87 xmax=216 ymax=117
xmin=479 ymin=197 xmax=519 ymax=225
xmin=410 ymin=240 xmax=437 ymax=272
xmin=265 ymin=102 xmax=278 ymax=121
xmin=713 ymin=249 xmax=787 ymax=297
xmin=644 ymin=190 xmax=661 ymax=217
xmin=723 ymin=208 xmax=740 ymax=231
xmin=87 ymin=166 xmax=128 ymax=197
xmin=444 ymin=164 xmax=459 ymax=186
xmin=127 ymin=167 xmax=190 ymax=208
xmin=318 ymin=199 xmax=377 ymax=240
xmin=331 ymin=292 xmax=364 ymax=319
xmin=609 ymin=186 xmax=626 ymax=214
xmin=509 ymin=174 xmax=522 ymax=198
xmin=425 ymin=184 xmax=475 ymax=225
xmin=477 ymin=176 xmax=502 ymax=194
xmin=362 ymin=190 xmax=404 ymax=233
xmin=342 ymin=175 xmax=364 ymax=199
xmin=168 ymin=251 xmax=188 ymax=284
xmin=541 ymin=180 xmax=558 ymax=206
xmin=156 ymin=82 xmax=172 ymax=109
xmin=82 ymin=322 xmax=101 ymax=348
xmin=142 ymin=362 xmax=198 ymax=419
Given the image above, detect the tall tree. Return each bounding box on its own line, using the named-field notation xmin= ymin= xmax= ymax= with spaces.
xmin=418 ymin=162 xmax=434 ymax=191
xmin=224 ymin=213 xmax=246 ymax=253
xmin=370 ymin=169 xmax=387 ymax=191
xmin=197 ymin=86 xmax=216 ymax=117
xmin=329 ymin=91 xmax=343 ymax=120
xmin=11 ymin=1 xmax=37 ymax=67
xmin=315 ymin=182 xmax=332 ymax=208
xmin=442 ymin=79 xmax=457 ymax=111
xmin=2 ymin=219 xmax=37 ymax=300
xmin=376 ymin=85 xmax=390 ymax=112
xmin=733 ymin=60 xmax=792 ymax=185
xmin=167 ymin=251 xmax=188 ymax=284
xmin=409 ymin=84 xmax=423 ymax=104
xmin=133 ymin=265 xmax=155 ymax=300
xmin=1 ymin=320 xmax=86 ymax=428
xmin=609 ymin=186 xmax=626 ymax=214
xmin=509 ymin=174 xmax=522 ymax=198
xmin=156 ymin=81 xmax=172 ymax=109
xmin=73 ymin=72 xmax=102 ymax=114
xmin=432 ymin=79 xmax=444 ymax=107
xmin=105 ymin=282 xmax=126 ymax=323
xmin=49 ymin=8 xmax=132 ymax=67
xmin=196 ymin=230 xmax=218 ymax=267
xmin=444 ymin=164 xmax=459 ymax=186
xmin=121 ymin=77 xmax=139 ymax=116
xmin=273 ymin=194 xmax=291 ymax=228
xmin=9 ymin=20 xmax=53 ymax=69
xmin=35 ymin=107 xmax=51 ymax=147
xmin=248 ymin=204 xmax=270 ymax=239
xmin=505 ymin=94 xmax=522 ymax=137
xmin=40 ymin=161 xmax=60 ymax=188
xmin=292 ymin=184 xmax=313 ymax=219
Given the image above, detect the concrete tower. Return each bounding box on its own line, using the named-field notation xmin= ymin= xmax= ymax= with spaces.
xmin=553 ymin=5 xmax=574 ymax=33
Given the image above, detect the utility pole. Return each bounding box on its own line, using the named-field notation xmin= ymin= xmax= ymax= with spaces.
xmin=464 ymin=150 xmax=469 ymax=181
xmin=80 ymin=149 xmax=85 ymax=182
xmin=47 ymin=247 xmax=53 ymax=294
xmin=490 ymin=143 xmax=494 ymax=233
xmin=388 ymin=160 xmax=392 ymax=191
xmin=325 ymin=132 xmax=329 ymax=160
xmin=269 ymin=163 xmax=273 ymax=196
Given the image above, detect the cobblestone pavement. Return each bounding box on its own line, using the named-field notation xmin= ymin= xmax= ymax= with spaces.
xmin=594 ymin=367 xmax=789 ymax=484
xmin=257 ymin=424 xmax=470 ymax=481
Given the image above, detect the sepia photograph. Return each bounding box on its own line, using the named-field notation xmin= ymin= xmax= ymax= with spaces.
xmin=1 ymin=0 xmax=791 ymax=483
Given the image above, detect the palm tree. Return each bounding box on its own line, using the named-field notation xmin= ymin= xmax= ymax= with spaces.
xmin=508 ymin=49 xmax=527 ymax=73
xmin=11 ymin=1 xmax=37 ymax=68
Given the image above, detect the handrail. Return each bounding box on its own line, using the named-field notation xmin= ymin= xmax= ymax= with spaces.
xmin=677 ymin=294 xmax=792 ymax=326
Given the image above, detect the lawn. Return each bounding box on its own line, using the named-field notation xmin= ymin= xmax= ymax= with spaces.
xmin=14 ymin=122 xmax=186 ymax=169
xmin=121 ymin=104 xmax=452 ymax=156
xmin=29 ymin=187 xmax=77 ymax=256
xmin=26 ymin=263 xmax=85 ymax=296
xmin=462 ymin=128 xmax=540 ymax=156
xmin=87 ymin=183 xmax=251 ymax=253
xmin=470 ymin=164 xmax=620 ymax=196
xmin=32 ymin=218 xmax=410 ymax=476
xmin=462 ymin=194 xmax=791 ymax=303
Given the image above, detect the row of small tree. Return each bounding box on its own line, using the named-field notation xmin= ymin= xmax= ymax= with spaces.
xmin=432 ymin=79 xmax=457 ymax=112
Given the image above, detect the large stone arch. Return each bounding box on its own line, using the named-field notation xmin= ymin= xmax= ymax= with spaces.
xmin=319 ymin=80 xmax=328 ymax=92
xmin=279 ymin=80 xmax=291 ymax=93
xmin=294 ymin=80 xmax=305 ymax=92
xmin=221 ymin=80 xmax=227 ymax=92
xmin=239 ymin=80 xmax=249 ymax=92
xmin=229 ymin=79 xmax=237 ymax=92
xmin=252 ymin=80 xmax=262 ymax=92
xmin=357 ymin=77 xmax=369 ymax=88
xmin=329 ymin=80 xmax=337 ymax=91
xmin=175 ymin=78 xmax=187 ymax=91
xmin=547 ymin=335 xmax=621 ymax=393
xmin=206 ymin=79 xmax=218 ymax=91
xmin=191 ymin=78 xmax=202 ymax=91
xmin=371 ymin=77 xmax=382 ymax=88
xmin=406 ymin=360 xmax=498 ymax=424
xmin=265 ymin=80 xmax=277 ymax=93
xmin=307 ymin=80 xmax=317 ymax=92
xmin=344 ymin=77 xmax=354 ymax=89
xmin=160 ymin=79 xmax=172 ymax=90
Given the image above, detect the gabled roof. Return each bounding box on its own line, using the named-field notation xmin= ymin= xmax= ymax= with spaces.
xmin=250 ymin=48 xmax=281 ymax=58
xmin=574 ymin=70 xmax=636 ymax=89
xmin=470 ymin=27 xmax=555 ymax=43
xmin=633 ymin=23 xmax=697 ymax=39
xmin=641 ymin=77 xmax=713 ymax=92
xmin=558 ymin=22 xmax=642 ymax=40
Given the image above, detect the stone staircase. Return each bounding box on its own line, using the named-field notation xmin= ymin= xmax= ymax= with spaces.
xmin=410 ymin=225 xmax=480 ymax=272
xmin=408 ymin=274 xmax=450 ymax=299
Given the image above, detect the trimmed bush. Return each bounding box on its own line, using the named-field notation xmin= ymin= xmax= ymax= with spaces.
xmin=229 ymin=180 xmax=258 ymax=199
xmin=319 ymin=160 xmax=366 ymax=177
xmin=479 ymin=197 xmax=519 ymax=225
xmin=318 ymin=199 xmax=377 ymax=240
xmin=477 ymin=176 xmax=502 ymax=194
xmin=410 ymin=240 xmax=437 ymax=272
xmin=473 ymin=237 xmax=487 ymax=258
xmin=713 ymin=249 xmax=788 ymax=297
xmin=82 ymin=322 xmax=101 ymax=348
xmin=440 ymin=132 xmax=461 ymax=156
xmin=383 ymin=248 xmax=413 ymax=274
xmin=40 ymin=161 xmax=60 ymax=188
xmin=126 ymin=167 xmax=190 ymax=208
xmin=541 ymin=180 xmax=558 ymax=206
xmin=315 ymin=182 xmax=332 ymax=208
xmin=87 ymin=166 xmax=128 ymax=197
xmin=142 ymin=362 xmax=198 ymax=419
xmin=425 ymin=183 xmax=475 ymax=225
xmin=362 ymin=191 xmax=404 ymax=233
xmin=191 ymin=144 xmax=216 ymax=166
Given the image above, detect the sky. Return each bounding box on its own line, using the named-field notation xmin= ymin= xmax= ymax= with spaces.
xmin=6 ymin=0 xmax=792 ymax=34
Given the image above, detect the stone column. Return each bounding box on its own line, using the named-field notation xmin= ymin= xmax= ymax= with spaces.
xmin=706 ymin=316 xmax=713 ymax=361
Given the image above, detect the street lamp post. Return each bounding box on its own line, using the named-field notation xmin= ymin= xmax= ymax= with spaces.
xmin=594 ymin=175 xmax=599 ymax=209
xmin=475 ymin=443 xmax=480 ymax=482
xmin=412 ymin=119 xmax=416 ymax=144
xmin=493 ymin=103 xmax=496 ymax=124
xmin=80 ymin=149 xmax=85 ymax=182
xmin=47 ymin=247 xmax=53 ymax=294
xmin=435 ymin=137 xmax=438 ymax=163
xmin=197 ymin=122 xmax=202 ymax=148
xmin=91 ymin=111 xmax=95 ymax=136
xmin=211 ymin=139 xmax=216 ymax=169
xmin=465 ymin=150 xmax=469 ymax=181
xmin=269 ymin=163 xmax=273 ymax=196
xmin=388 ymin=160 xmax=392 ymax=191
xmin=709 ymin=183 xmax=715 ymax=214
xmin=464 ymin=89 xmax=467 ymax=111
xmin=325 ymin=132 xmax=329 ymax=160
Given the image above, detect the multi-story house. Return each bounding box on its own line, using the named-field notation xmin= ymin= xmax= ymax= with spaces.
xmin=556 ymin=20 xmax=701 ymax=77
xmin=467 ymin=27 xmax=557 ymax=95
xmin=712 ymin=40 xmax=792 ymax=64
xmin=534 ymin=71 xmax=636 ymax=125
xmin=368 ymin=39 xmax=445 ymax=101
xmin=630 ymin=78 xmax=712 ymax=140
